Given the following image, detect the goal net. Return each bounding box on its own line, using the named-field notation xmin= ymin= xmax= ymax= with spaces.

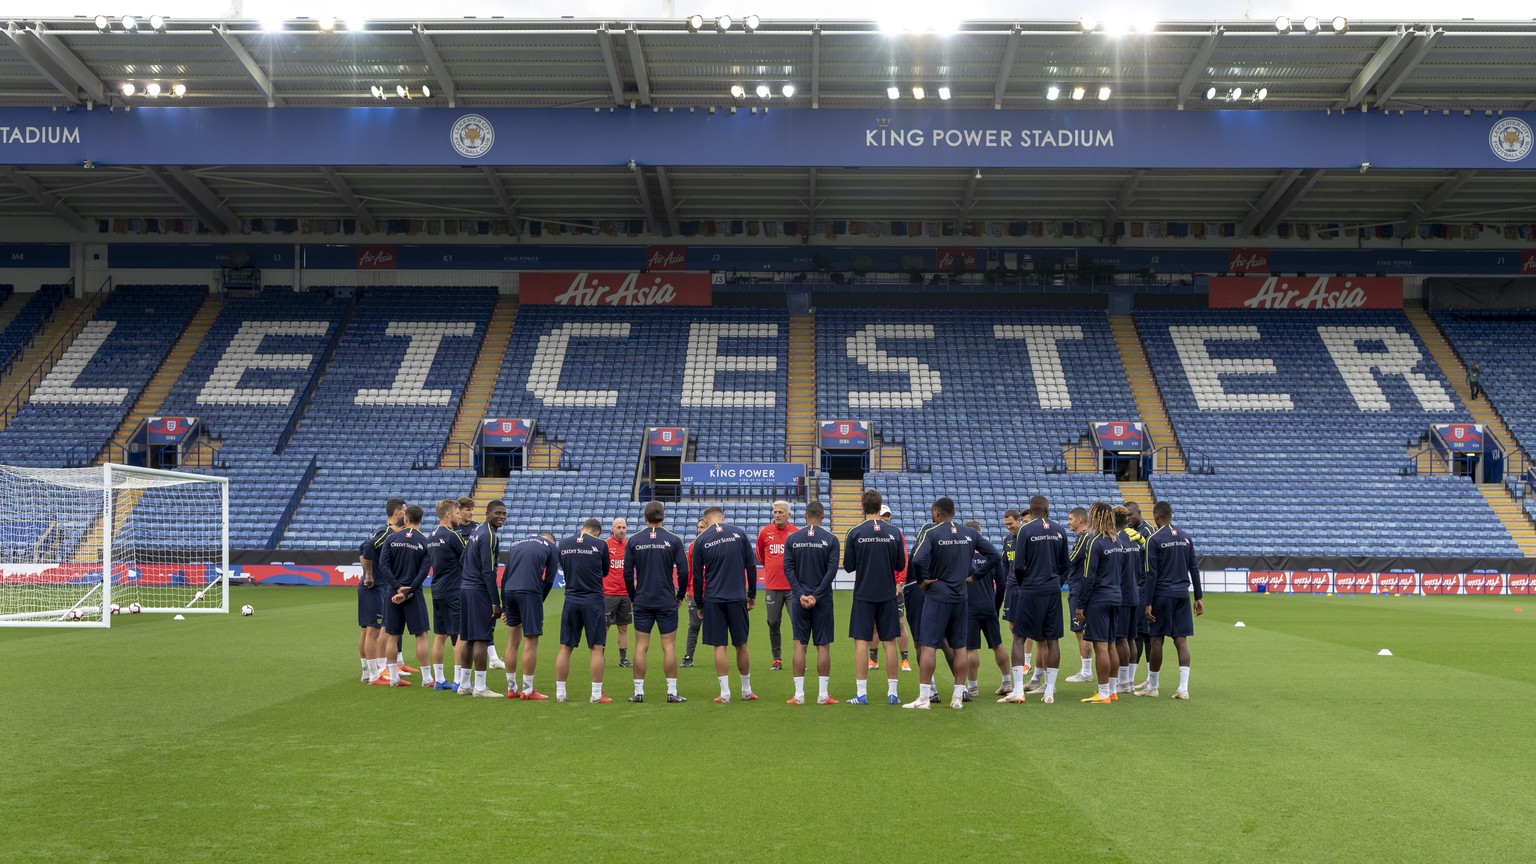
xmin=0 ymin=464 xmax=229 ymax=627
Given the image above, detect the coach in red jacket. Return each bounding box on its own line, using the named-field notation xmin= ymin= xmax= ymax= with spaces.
xmin=757 ymin=500 xmax=798 ymax=671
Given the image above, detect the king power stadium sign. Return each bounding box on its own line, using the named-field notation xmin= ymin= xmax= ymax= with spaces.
xmin=0 ymin=108 xmax=1532 ymax=169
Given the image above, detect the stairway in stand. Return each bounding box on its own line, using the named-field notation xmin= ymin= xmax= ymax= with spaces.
xmin=1110 ymin=315 xmax=1186 ymax=473
xmin=785 ymin=313 xmax=818 ymax=466
xmin=1478 ymin=486 xmax=1536 ymax=556
xmin=468 ymin=476 xmax=506 ymax=522
xmin=1117 ymin=480 xmax=1154 ymax=510
xmin=442 ymin=295 xmax=518 ymax=467
xmin=829 ymin=478 xmax=865 ymax=537
xmin=97 ymin=294 xmax=225 ymax=464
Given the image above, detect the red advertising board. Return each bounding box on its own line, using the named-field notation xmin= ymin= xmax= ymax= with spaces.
xmin=1421 ymin=573 xmax=1462 ymax=595
xmin=1208 ymin=276 xmax=1404 ymax=310
xmin=521 ymin=272 xmax=712 ymax=306
xmin=1378 ymin=572 xmax=1419 ymax=594
xmin=1291 ymin=571 xmax=1331 ymax=593
xmin=645 ymin=245 xmax=688 ymax=271
xmin=1464 ymin=573 xmax=1505 ymax=595
xmin=1248 ymin=571 xmax=1287 ymax=592
xmin=1334 ymin=572 xmax=1376 ymax=594
xmin=1227 ymin=248 xmax=1270 ymax=274
xmin=935 ymin=247 xmax=979 ymax=271
xmin=356 ymin=245 xmax=397 ymax=269
xmin=1509 ymin=574 xmax=1536 ymax=595
xmin=1521 ymin=251 xmax=1536 ymax=275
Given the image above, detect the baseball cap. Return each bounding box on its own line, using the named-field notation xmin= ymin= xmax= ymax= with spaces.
xmin=878 ymin=504 xmax=892 ymax=517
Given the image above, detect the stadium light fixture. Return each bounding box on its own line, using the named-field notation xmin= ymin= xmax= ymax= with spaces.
xmin=686 ymin=14 xmax=704 ymax=32
xmin=1301 ymin=16 xmax=1320 ymax=33
xmin=396 ymin=84 xmax=408 ymax=98
xmin=120 ymin=15 xmax=137 ymax=31
xmin=346 ymin=16 xmax=365 ymax=32
xmin=781 ymin=83 xmax=796 ymax=98
xmin=1205 ymin=85 xmax=1217 ymax=100
xmin=370 ymin=84 xmax=384 ymax=98
xmin=937 ymin=85 xmax=950 ymax=100
xmin=730 ymin=84 xmax=746 ymax=99
xmin=422 ymin=84 xmax=432 ymax=98
xmin=715 ymin=15 xmax=733 ymax=32
xmin=94 ymin=15 xmax=110 ymax=31
xmin=744 ymin=15 xmax=761 ymax=32
xmin=1078 ymin=15 xmax=1098 ymax=33
xmin=1274 ymin=16 xmax=1291 ymax=33
xmin=318 ymin=17 xmax=336 ymax=32
xmin=1231 ymin=86 xmax=1243 ymax=100
xmin=1071 ymin=85 xmax=1086 ymax=100
xmin=1331 ymin=16 xmax=1348 ymax=33
xmin=1046 ymin=85 xmax=1060 ymax=101
xmin=912 ymin=85 xmax=925 ymax=100
xmin=755 ymin=83 xmax=771 ymax=98
xmin=149 ymin=15 xmax=166 ymax=32
xmin=1097 ymin=85 xmax=1111 ymax=101
xmin=145 ymin=82 xmax=161 ymax=97
xmin=886 ymin=85 xmax=900 ymax=100
xmin=263 ymin=16 xmax=285 ymax=32
xmin=1256 ymin=87 xmax=1268 ymax=101
xmin=171 ymin=82 xmax=186 ymax=97
xmin=120 ymin=82 xmax=135 ymax=97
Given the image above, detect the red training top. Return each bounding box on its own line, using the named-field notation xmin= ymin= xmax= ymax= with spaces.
xmin=756 ymin=522 xmax=798 ymax=591
xmin=603 ymin=534 xmax=628 ymax=596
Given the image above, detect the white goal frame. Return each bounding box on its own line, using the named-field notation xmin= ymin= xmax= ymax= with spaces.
xmin=0 ymin=463 xmax=230 ymax=628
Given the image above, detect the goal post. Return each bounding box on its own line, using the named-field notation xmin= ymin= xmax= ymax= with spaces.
xmin=0 ymin=463 xmax=230 ymax=627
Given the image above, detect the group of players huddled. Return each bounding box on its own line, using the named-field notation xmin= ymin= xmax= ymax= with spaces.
xmin=354 ymin=488 xmax=1203 ymax=707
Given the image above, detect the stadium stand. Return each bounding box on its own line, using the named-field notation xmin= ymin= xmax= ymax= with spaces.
xmin=816 ymin=307 xmax=1127 ymax=533
xmin=276 ymin=287 xmax=495 ymax=548
xmin=0 ymin=284 xmax=67 ymax=376
xmin=1430 ymin=309 xmax=1536 ymax=457
xmin=482 ymin=306 xmax=792 ymax=539
xmin=154 ymin=288 xmax=348 ymax=548
xmin=1135 ymin=309 xmax=1520 ymax=556
xmin=0 ymin=285 xmax=205 ymax=468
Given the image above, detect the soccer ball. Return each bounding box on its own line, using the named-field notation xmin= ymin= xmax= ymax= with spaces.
xmin=109 ymin=603 xmax=121 ymax=615
xmin=67 ymin=609 xmax=83 ymax=621
xmin=128 ymin=602 xmax=143 ymax=614
xmin=240 ymin=605 xmax=254 ymax=617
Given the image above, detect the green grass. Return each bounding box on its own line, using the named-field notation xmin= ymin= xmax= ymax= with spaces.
xmin=3 ymin=588 xmax=1534 ymax=862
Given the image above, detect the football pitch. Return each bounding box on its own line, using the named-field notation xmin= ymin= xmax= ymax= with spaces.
xmin=3 ymin=587 xmax=1532 ymax=863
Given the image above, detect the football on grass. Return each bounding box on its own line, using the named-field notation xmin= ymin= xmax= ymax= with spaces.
xmin=128 ymin=602 xmax=143 ymax=614
xmin=241 ymin=605 xmax=254 ymax=617
xmin=67 ymin=609 xmax=82 ymax=621
xmin=109 ymin=604 xmax=121 ymax=615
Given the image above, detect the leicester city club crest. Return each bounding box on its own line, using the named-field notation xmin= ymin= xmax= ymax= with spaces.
xmin=451 ymin=114 xmax=495 ymax=159
xmin=1489 ymin=118 xmax=1532 ymax=163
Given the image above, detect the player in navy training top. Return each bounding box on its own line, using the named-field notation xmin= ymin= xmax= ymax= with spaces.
xmin=426 ymin=499 xmax=468 ymax=691
xmin=455 ymin=500 xmax=505 ymax=697
xmin=1143 ymin=500 xmax=1203 ymax=699
xmin=1003 ymin=496 xmax=1069 ymax=704
xmin=554 ymin=518 xmax=612 ymax=704
xmin=1062 ymin=506 xmax=1095 ymax=684
xmin=1123 ymin=501 xmax=1154 ymax=689
xmin=1112 ymin=506 xmax=1143 ymax=695
xmin=690 ymin=505 xmax=758 ymax=703
xmin=843 ymin=490 xmax=906 ymax=705
xmin=377 ymin=504 xmax=433 ymax=687
xmin=962 ymin=520 xmax=1011 ymax=701
xmin=623 ymin=501 xmax=690 ymax=703
xmin=907 ymin=497 xmax=1001 ymax=710
xmin=781 ymin=500 xmax=840 ymax=706
xmin=502 ymin=531 xmax=559 ymax=700
xmin=1073 ymin=502 xmax=1123 ymax=704
xmin=358 ymin=497 xmax=405 ymax=684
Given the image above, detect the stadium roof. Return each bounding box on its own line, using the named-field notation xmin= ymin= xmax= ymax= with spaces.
xmin=2 ymin=16 xmax=1535 ymax=234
